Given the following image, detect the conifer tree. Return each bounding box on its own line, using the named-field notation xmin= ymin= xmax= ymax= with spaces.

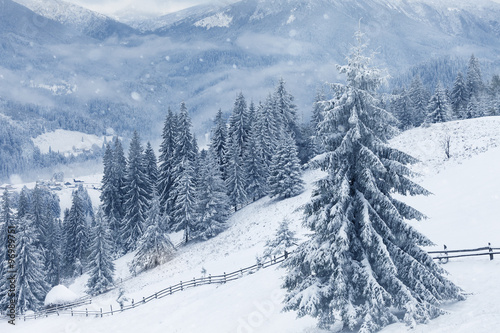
xmin=86 ymin=208 xmax=115 ymax=295
xmin=227 ymin=92 xmax=250 ymax=161
xmin=211 ymin=109 xmax=228 ymax=180
xmin=112 ymin=137 xmax=127 ymax=220
xmin=64 ymin=193 xmax=89 ymax=276
xmin=158 ymin=107 xmax=178 ymax=216
xmin=245 ymin=118 xmax=268 ymax=201
xmin=263 ymin=218 xmax=298 ymax=260
xmin=256 ymin=96 xmax=280 ymax=167
xmin=274 ymin=78 xmax=300 ymax=138
xmin=131 ymin=196 xmax=175 ymax=271
xmin=225 ymin=139 xmax=248 ymax=211
xmin=171 ymin=158 xmax=197 ymax=243
xmin=169 ymin=103 xmax=198 ymax=233
xmin=121 ymin=131 xmax=151 ymax=252
xmin=407 ymin=74 xmax=429 ymax=126
xmin=15 ymin=216 xmax=50 ymax=313
xmin=283 ymin=31 xmax=463 ymax=332
xmin=424 ymin=82 xmax=453 ymax=124
xmin=450 ymin=72 xmax=468 ymax=119
xmin=268 ymin=131 xmax=304 ymax=199
xmin=144 ymin=142 xmax=158 ymax=189
xmin=466 ymin=54 xmax=484 ymax=99
xmin=391 ymin=88 xmax=414 ymax=130
xmin=194 ymin=150 xmax=231 ymax=240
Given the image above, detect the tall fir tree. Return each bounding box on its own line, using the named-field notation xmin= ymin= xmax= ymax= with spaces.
xmin=466 ymin=54 xmax=484 ymax=100
xmin=450 ymin=72 xmax=468 ymax=119
xmin=130 ymin=195 xmax=175 ymax=272
xmin=256 ymin=96 xmax=280 ymax=167
xmin=144 ymin=142 xmax=159 ymax=190
xmin=424 ymin=81 xmax=453 ymax=125
xmin=227 ymin=92 xmax=250 ymax=162
xmin=194 ymin=150 xmax=231 ymax=240
xmin=274 ymin=78 xmax=300 ymax=138
xmin=168 ymin=103 xmax=198 ymax=232
xmin=86 ymin=207 xmax=115 ymax=295
xmin=225 ymin=139 xmax=248 ymax=211
xmin=211 ymin=109 xmax=228 ymax=180
xmin=244 ymin=116 xmax=268 ymax=201
xmin=268 ymin=131 xmax=304 ymax=199
xmin=283 ymin=30 xmax=463 ymax=332
xmin=158 ymin=107 xmax=178 ymax=217
xmin=15 ymin=216 xmax=50 ymax=313
xmin=390 ymin=88 xmax=414 ymax=130
xmin=407 ymin=74 xmax=429 ymax=126
xmin=121 ymin=131 xmax=151 ymax=252
xmin=64 ymin=192 xmax=89 ymax=277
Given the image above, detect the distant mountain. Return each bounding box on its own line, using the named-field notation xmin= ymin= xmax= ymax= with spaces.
xmin=1 ymin=0 xmax=500 ymax=177
xmin=13 ymin=0 xmax=138 ymax=39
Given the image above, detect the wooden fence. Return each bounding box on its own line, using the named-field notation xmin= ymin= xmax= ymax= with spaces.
xmin=429 ymin=243 xmax=500 ymax=263
xmin=7 ymin=242 xmax=500 ymax=322
xmin=19 ymin=252 xmax=289 ymax=321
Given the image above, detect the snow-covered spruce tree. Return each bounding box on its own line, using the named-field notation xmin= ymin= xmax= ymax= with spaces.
xmin=244 ymin=115 xmax=268 ymax=201
xmin=256 ymin=96 xmax=280 ymax=167
xmin=268 ymin=131 xmax=304 ymax=199
xmin=263 ymin=218 xmax=298 ymax=260
xmin=86 ymin=207 xmax=115 ymax=295
xmin=144 ymin=142 xmax=158 ymax=193
xmin=227 ymin=92 xmax=250 ymax=163
xmin=63 ymin=192 xmax=89 ymax=277
xmin=274 ymin=78 xmax=300 ymax=138
xmin=193 ymin=150 xmax=231 ymax=241
xmin=225 ymin=139 xmax=248 ymax=211
xmin=171 ymin=158 xmax=197 ymax=243
xmin=390 ymin=88 xmax=414 ymax=130
xmin=15 ymin=216 xmax=50 ymax=313
xmin=158 ymin=107 xmax=178 ymax=217
xmin=44 ymin=213 xmax=62 ymax=287
xmin=112 ymin=137 xmax=127 ymax=220
xmin=466 ymin=54 xmax=484 ymax=100
xmin=121 ymin=131 xmax=151 ymax=252
xmin=169 ymin=102 xmax=198 ymax=234
xmin=450 ymin=72 xmax=468 ymax=119
xmin=407 ymin=74 xmax=429 ymax=127
xmin=283 ymin=31 xmax=464 ymax=332
xmin=424 ymin=81 xmax=453 ymax=125
xmin=211 ymin=109 xmax=228 ymax=180
xmin=131 ymin=195 xmax=175 ymax=272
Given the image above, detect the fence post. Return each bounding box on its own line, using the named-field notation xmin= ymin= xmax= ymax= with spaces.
xmin=71 ymin=309 xmax=73 ymax=317
xmin=223 ymin=272 xmax=226 ymax=283
xmin=209 ymin=274 xmax=211 ymax=284
xmin=86 ymin=308 xmax=88 ymax=317
xmin=489 ymin=242 xmax=494 ymax=260
xmin=132 ymin=299 xmax=135 ymax=308
xmin=284 ymin=250 xmax=288 ymax=259
xmin=170 ymin=286 xmax=172 ymax=295
xmin=155 ymin=293 xmax=158 ymax=299
xmin=194 ymin=277 xmax=196 ymax=287
xmin=180 ymin=281 xmax=183 ymax=291
xmin=143 ymin=297 xmax=146 ymax=304
xmin=100 ymin=308 xmax=103 ymax=318
xmin=110 ymin=305 xmax=113 ymax=315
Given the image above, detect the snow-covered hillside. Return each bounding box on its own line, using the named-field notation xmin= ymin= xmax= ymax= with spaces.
xmin=3 ymin=117 xmax=500 ymax=332
xmin=32 ymin=129 xmax=114 ymax=156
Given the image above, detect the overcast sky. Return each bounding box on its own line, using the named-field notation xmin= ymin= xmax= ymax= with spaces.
xmin=65 ymin=0 xmax=238 ymax=18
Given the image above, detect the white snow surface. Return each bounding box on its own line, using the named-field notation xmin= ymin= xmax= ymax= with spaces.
xmin=44 ymin=285 xmax=82 ymax=306
xmin=4 ymin=116 xmax=500 ymax=332
xmin=194 ymin=12 xmax=233 ymax=29
xmin=32 ymin=129 xmax=113 ymax=156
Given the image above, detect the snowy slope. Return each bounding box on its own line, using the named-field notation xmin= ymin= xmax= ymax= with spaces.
xmin=3 ymin=117 xmax=500 ymax=332
xmin=32 ymin=129 xmax=114 ymax=156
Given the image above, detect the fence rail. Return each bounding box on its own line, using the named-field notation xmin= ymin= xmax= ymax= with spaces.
xmin=7 ymin=242 xmax=499 ymax=322
xmin=430 ymin=243 xmax=499 ymax=262
xmin=18 ymin=252 xmax=289 ymax=321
